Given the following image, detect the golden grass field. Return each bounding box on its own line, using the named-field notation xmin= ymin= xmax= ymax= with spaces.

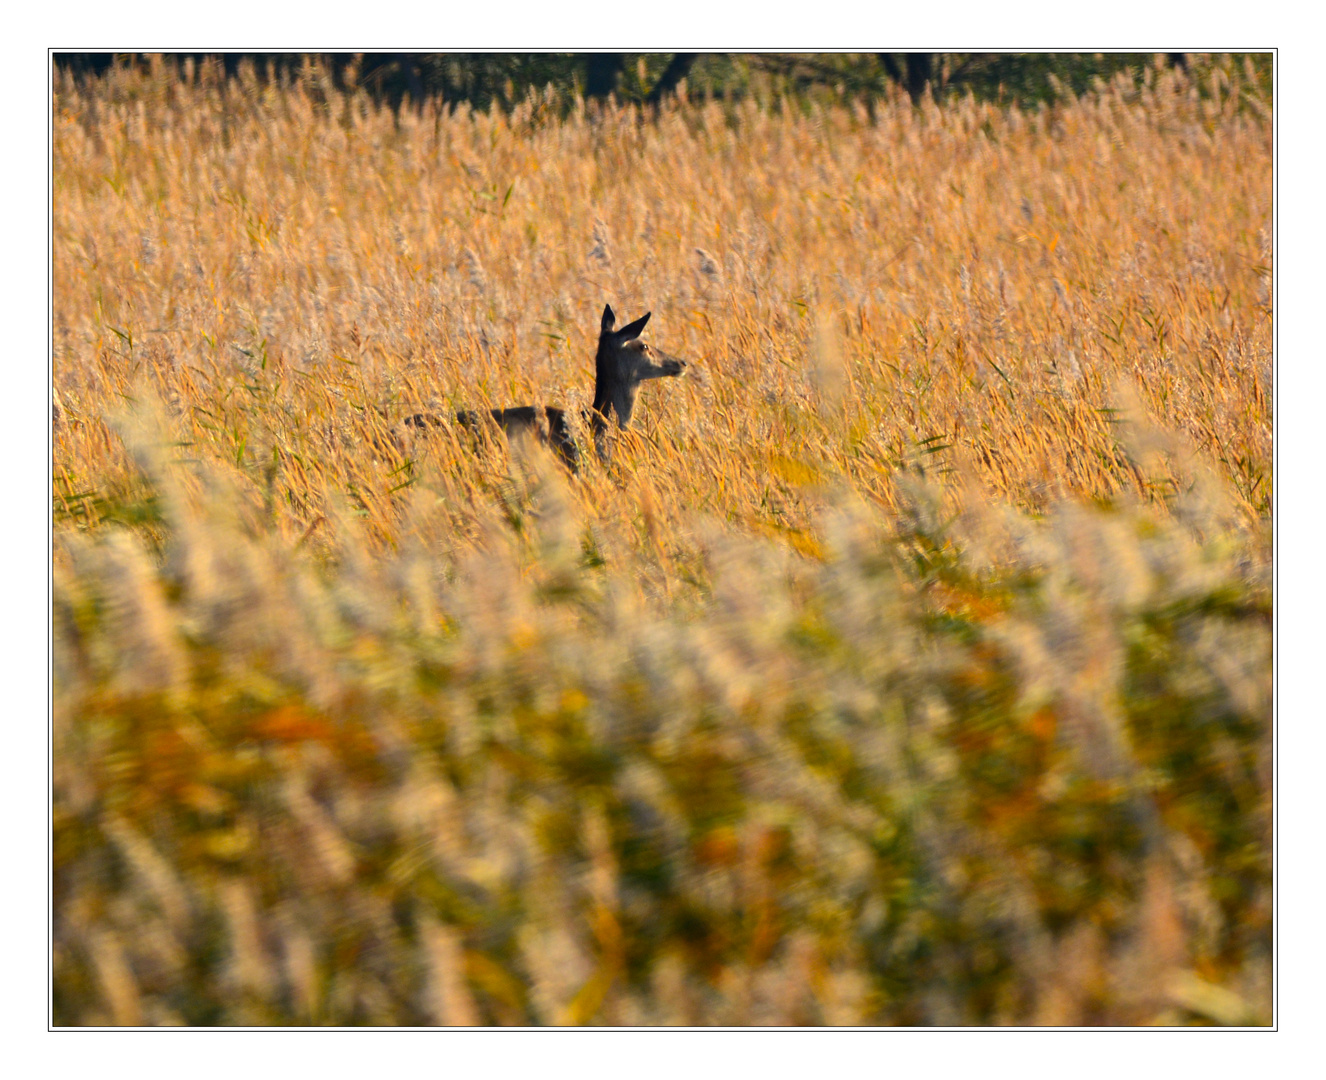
xmin=53 ymin=56 xmax=1272 ymax=1026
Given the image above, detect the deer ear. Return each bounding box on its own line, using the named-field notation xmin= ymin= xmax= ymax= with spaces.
xmin=617 ymin=312 xmax=651 ymax=339
xmin=601 ymin=304 xmax=616 ymax=334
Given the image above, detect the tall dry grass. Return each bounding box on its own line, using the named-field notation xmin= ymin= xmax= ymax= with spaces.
xmin=53 ymin=56 xmax=1271 ymax=550
xmin=52 ymin=56 xmax=1272 ymax=1026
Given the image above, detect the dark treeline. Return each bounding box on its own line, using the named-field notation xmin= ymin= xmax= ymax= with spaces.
xmin=53 ymin=52 xmax=1265 ymax=113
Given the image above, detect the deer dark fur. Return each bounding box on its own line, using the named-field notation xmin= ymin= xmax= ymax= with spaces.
xmin=403 ymin=304 xmax=686 ymax=472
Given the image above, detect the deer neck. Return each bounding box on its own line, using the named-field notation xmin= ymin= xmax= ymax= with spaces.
xmin=591 ymin=355 xmax=640 ymax=431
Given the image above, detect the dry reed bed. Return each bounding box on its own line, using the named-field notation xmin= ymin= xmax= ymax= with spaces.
xmin=52 ymin=59 xmax=1272 ymax=1026
xmin=54 ymin=58 xmax=1272 ymax=557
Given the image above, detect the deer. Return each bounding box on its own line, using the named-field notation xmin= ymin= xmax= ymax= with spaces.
xmin=402 ymin=304 xmax=686 ymax=472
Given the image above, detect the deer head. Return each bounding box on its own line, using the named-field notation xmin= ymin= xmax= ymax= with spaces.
xmin=591 ymin=304 xmax=686 ymax=431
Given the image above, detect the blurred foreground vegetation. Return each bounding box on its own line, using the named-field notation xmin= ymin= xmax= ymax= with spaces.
xmin=54 ymin=407 xmax=1270 ymax=1025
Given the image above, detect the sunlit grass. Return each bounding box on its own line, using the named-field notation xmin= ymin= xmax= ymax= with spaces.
xmin=52 ymin=56 xmax=1271 ymax=1026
